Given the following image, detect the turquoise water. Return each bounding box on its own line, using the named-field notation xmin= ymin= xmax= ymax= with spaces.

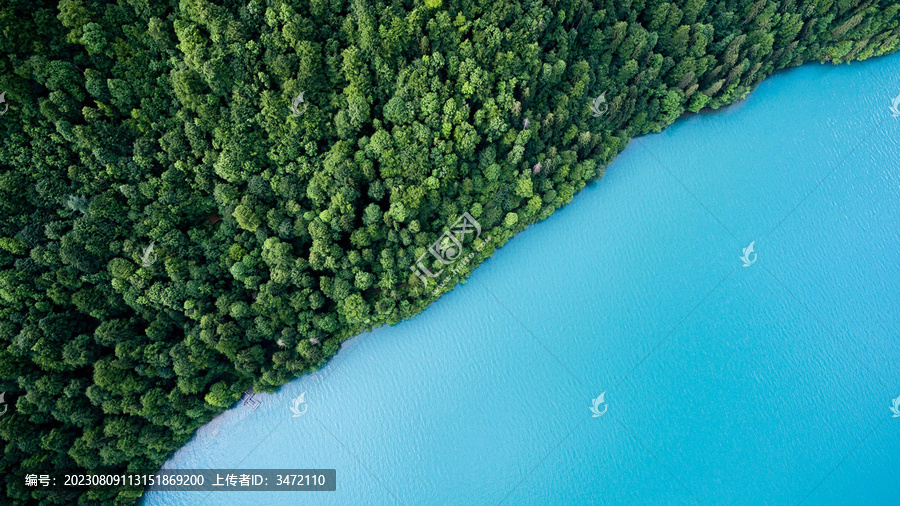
xmin=144 ymin=54 xmax=900 ymax=505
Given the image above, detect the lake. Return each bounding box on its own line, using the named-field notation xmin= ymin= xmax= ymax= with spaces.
xmin=143 ymin=53 xmax=900 ymax=505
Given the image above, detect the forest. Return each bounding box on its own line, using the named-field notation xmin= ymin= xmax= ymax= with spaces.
xmin=0 ymin=0 xmax=897 ymax=503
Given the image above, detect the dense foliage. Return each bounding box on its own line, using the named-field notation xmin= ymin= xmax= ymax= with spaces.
xmin=0 ymin=0 xmax=897 ymax=502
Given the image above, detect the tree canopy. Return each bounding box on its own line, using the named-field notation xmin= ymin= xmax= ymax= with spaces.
xmin=0 ymin=0 xmax=897 ymax=503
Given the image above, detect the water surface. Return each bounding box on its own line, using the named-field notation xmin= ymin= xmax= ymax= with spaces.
xmin=144 ymin=54 xmax=900 ymax=505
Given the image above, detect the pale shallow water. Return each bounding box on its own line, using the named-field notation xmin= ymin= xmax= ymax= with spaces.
xmin=144 ymin=53 xmax=900 ymax=505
